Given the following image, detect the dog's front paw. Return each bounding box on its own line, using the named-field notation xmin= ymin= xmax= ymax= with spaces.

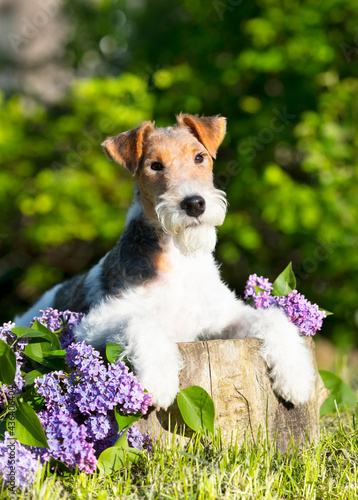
xmin=139 ymin=371 xmax=179 ymax=410
xmin=257 ymin=308 xmax=316 ymax=405
xmin=271 ymin=366 xmax=315 ymax=405
xmin=269 ymin=342 xmax=316 ymax=405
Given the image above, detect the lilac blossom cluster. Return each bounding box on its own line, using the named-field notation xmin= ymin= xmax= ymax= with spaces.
xmin=34 ymin=340 xmax=152 ymax=472
xmin=35 ymin=407 xmax=97 ymax=474
xmin=127 ymin=424 xmax=153 ymax=453
xmin=0 ymin=308 xmax=153 ymax=489
xmin=32 ymin=308 xmax=84 ymax=349
xmin=244 ymin=274 xmax=326 ymax=336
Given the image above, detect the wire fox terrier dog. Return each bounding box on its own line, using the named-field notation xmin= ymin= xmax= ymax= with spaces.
xmin=16 ymin=114 xmax=315 ymax=409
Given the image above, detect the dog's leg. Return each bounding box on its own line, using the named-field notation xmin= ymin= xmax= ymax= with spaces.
xmin=204 ymin=287 xmax=316 ymax=405
xmin=124 ymin=322 xmax=182 ymax=410
xmin=74 ymin=297 xmax=181 ymax=409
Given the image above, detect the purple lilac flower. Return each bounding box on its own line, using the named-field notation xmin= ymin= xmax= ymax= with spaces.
xmin=62 ymin=342 xmax=152 ymax=416
xmin=35 ymin=341 xmax=153 ymax=418
xmin=244 ymin=275 xmax=327 ymax=336
xmin=0 ymin=321 xmax=28 ymax=354
xmin=85 ymin=414 xmax=112 ymax=441
xmin=276 ymin=290 xmax=326 ymax=336
xmin=91 ymin=413 xmax=120 ymax=455
xmin=0 ymin=432 xmax=41 ymax=490
xmin=0 ymin=322 xmax=27 ymax=409
xmin=244 ymin=274 xmax=273 ymax=300
xmin=252 ymin=291 xmax=277 ymax=309
xmin=127 ymin=424 xmax=153 ymax=453
xmin=60 ymin=310 xmax=84 ymax=348
xmin=0 ymin=321 xmax=17 ymax=347
xmin=36 ymin=408 xmax=97 ymax=474
xmin=34 ymin=340 xmax=152 ymax=471
xmin=32 ymin=308 xmax=84 ymax=348
xmin=32 ymin=308 xmax=62 ymax=332
xmin=34 ymin=371 xmax=66 ymax=409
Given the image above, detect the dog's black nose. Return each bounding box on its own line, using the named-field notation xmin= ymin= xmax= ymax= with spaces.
xmin=180 ymin=196 xmax=206 ymax=217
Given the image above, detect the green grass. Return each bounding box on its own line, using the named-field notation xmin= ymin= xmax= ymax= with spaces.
xmin=2 ymin=407 xmax=357 ymax=500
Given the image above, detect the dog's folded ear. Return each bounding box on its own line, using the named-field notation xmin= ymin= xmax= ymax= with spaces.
xmin=102 ymin=121 xmax=155 ymax=175
xmin=176 ymin=113 xmax=227 ymax=158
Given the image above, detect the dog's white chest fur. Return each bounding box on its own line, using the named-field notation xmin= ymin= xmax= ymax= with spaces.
xmin=132 ymin=242 xmax=235 ymax=343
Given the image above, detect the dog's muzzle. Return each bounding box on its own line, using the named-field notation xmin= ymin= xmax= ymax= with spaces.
xmin=180 ymin=195 xmax=206 ymax=218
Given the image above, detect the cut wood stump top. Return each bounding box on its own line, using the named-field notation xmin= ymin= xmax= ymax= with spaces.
xmin=137 ymin=338 xmax=329 ymax=452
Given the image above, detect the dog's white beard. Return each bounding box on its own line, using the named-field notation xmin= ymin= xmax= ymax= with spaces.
xmin=172 ymin=225 xmax=217 ymax=256
xmin=155 ymin=186 xmax=227 ymax=256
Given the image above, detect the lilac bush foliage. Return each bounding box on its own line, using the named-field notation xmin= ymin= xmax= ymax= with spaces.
xmin=0 ymin=308 xmax=153 ymax=488
xmin=244 ymin=274 xmax=327 ymax=336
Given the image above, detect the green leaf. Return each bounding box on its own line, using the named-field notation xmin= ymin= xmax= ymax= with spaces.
xmin=12 ymin=323 xmax=61 ymax=350
xmin=106 ymin=343 xmax=124 ymax=364
xmin=177 ymin=386 xmax=215 ymax=435
xmin=254 ymin=286 xmax=265 ymax=294
xmin=11 ymin=400 xmax=48 ymax=448
xmin=272 ymin=262 xmax=296 ymax=296
xmin=114 ymin=429 xmax=129 ymax=448
xmin=31 ymin=321 xmax=61 ymax=350
xmin=23 ymin=368 xmax=49 ymax=386
xmin=12 ymin=326 xmax=36 ymax=336
xmin=0 ymin=338 xmax=17 ymax=385
xmin=319 ymin=370 xmax=357 ymax=415
xmin=46 ymin=350 xmax=66 ymax=357
xmin=114 ymin=407 xmax=140 ymax=434
xmin=31 ymin=320 xmax=53 ymax=335
xmin=46 ymin=457 xmax=72 ymax=476
xmin=12 ymin=328 xmax=53 ymax=342
xmin=0 ymin=419 xmax=7 ymax=440
xmin=18 ymin=388 xmax=45 ymax=412
xmin=97 ymin=446 xmax=143 ymax=475
xmin=24 ymin=342 xmax=65 ymax=370
xmin=319 ymin=308 xmax=334 ymax=317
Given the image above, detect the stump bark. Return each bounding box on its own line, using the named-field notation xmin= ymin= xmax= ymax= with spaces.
xmin=137 ymin=338 xmax=329 ymax=452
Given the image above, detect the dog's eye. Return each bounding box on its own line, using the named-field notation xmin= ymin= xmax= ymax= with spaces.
xmin=195 ymin=154 xmax=204 ymax=164
xmin=151 ymin=162 xmax=164 ymax=171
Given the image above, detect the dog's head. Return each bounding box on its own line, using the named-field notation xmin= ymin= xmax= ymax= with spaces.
xmin=102 ymin=114 xmax=227 ymax=255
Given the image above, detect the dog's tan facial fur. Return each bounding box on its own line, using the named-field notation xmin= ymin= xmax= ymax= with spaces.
xmin=176 ymin=113 xmax=227 ymax=159
xmin=136 ymin=129 xmax=214 ymax=222
xmin=102 ymin=114 xmax=226 ymax=224
xmin=102 ymin=121 xmax=155 ymax=175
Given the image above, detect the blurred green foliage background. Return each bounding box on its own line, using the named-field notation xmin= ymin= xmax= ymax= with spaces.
xmin=0 ymin=0 xmax=357 ymax=348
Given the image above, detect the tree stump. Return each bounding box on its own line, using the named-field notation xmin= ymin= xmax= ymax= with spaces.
xmin=137 ymin=338 xmax=329 ymax=452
